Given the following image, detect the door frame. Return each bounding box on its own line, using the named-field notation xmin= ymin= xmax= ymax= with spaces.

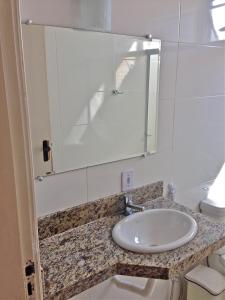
xmin=0 ymin=0 xmax=42 ymax=299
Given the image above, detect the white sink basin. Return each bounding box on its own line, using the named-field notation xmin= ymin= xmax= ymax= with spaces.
xmin=112 ymin=209 xmax=198 ymax=253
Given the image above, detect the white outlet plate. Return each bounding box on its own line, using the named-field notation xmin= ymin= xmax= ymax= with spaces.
xmin=121 ymin=170 xmax=134 ymax=192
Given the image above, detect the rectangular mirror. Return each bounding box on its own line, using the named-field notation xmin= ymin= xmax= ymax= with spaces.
xmin=22 ymin=25 xmax=161 ymax=176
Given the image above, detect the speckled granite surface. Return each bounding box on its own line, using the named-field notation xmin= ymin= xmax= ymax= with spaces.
xmin=38 ymin=181 xmax=163 ymax=240
xmin=40 ymin=198 xmax=225 ymax=300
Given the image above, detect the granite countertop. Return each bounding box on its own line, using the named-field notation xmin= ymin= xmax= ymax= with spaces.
xmin=40 ymin=198 xmax=225 ymax=300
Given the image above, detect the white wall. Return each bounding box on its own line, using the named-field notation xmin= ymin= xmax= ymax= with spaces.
xmin=20 ymin=0 xmax=225 ymax=216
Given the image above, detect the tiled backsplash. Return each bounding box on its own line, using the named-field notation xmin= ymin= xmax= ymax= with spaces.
xmin=22 ymin=0 xmax=225 ymax=216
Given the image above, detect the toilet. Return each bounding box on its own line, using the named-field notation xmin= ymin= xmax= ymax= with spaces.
xmin=185 ymin=199 xmax=225 ymax=300
xmin=185 ymin=265 xmax=225 ymax=300
xmin=200 ymin=198 xmax=225 ymax=274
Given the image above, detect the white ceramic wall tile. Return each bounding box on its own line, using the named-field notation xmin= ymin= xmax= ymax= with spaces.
xmin=87 ymin=152 xmax=173 ymax=202
xmin=176 ymin=44 xmax=225 ymax=99
xmin=180 ymin=0 xmax=225 ymax=45
xmin=174 ymin=181 xmax=215 ymax=211
xmin=111 ymin=0 xmax=180 ymax=42
xmin=172 ymin=96 xmax=225 ymax=193
xmin=159 ymin=42 xmax=178 ymax=100
xmin=87 ymin=157 xmax=137 ymax=202
xmin=134 ymin=152 xmax=173 ymax=191
xmin=20 ymin=0 xmax=112 ymax=31
xmin=20 ymin=0 xmax=78 ymax=25
xmin=35 ymin=168 xmax=87 ymax=216
xmin=157 ymin=99 xmax=174 ymax=153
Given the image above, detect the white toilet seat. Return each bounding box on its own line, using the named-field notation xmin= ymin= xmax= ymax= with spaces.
xmin=200 ymin=200 xmax=225 ymax=275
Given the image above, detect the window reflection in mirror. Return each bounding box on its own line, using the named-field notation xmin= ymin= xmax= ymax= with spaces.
xmin=211 ymin=0 xmax=225 ymax=40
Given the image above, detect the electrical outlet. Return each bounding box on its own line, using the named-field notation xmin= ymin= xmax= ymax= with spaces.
xmin=121 ymin=170 xmax=134 ymax=192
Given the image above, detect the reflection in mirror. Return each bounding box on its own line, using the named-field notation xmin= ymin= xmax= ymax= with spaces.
xmin=22 ymin=25 xmax=161 ymax=176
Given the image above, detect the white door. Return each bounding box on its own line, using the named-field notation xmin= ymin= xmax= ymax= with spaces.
xmin=0 ymin=0 xmax=42 ymax=299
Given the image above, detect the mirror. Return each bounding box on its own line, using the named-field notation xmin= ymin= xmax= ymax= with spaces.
xmin=22 ymin=25 xmax=161 ymax=176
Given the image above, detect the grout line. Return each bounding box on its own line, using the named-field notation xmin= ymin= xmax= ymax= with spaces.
xmin=155 ymin=40 xmax=225 ymax=49
xmin=175 ymin=94 xmax=225 ymax=102
xmin=178 ymin=1 xmax=181 ymax=43
xmin=159 ymin=98 xmax=174 ymax=102
xmin=177 ymin=41 xmax=225 ymax=49
xmin=171 ymin=3 xmax=181 ymax=178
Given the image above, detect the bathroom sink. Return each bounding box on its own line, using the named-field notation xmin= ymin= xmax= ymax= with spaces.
xmin=112 ymin=209 xmax=198 ymax=253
